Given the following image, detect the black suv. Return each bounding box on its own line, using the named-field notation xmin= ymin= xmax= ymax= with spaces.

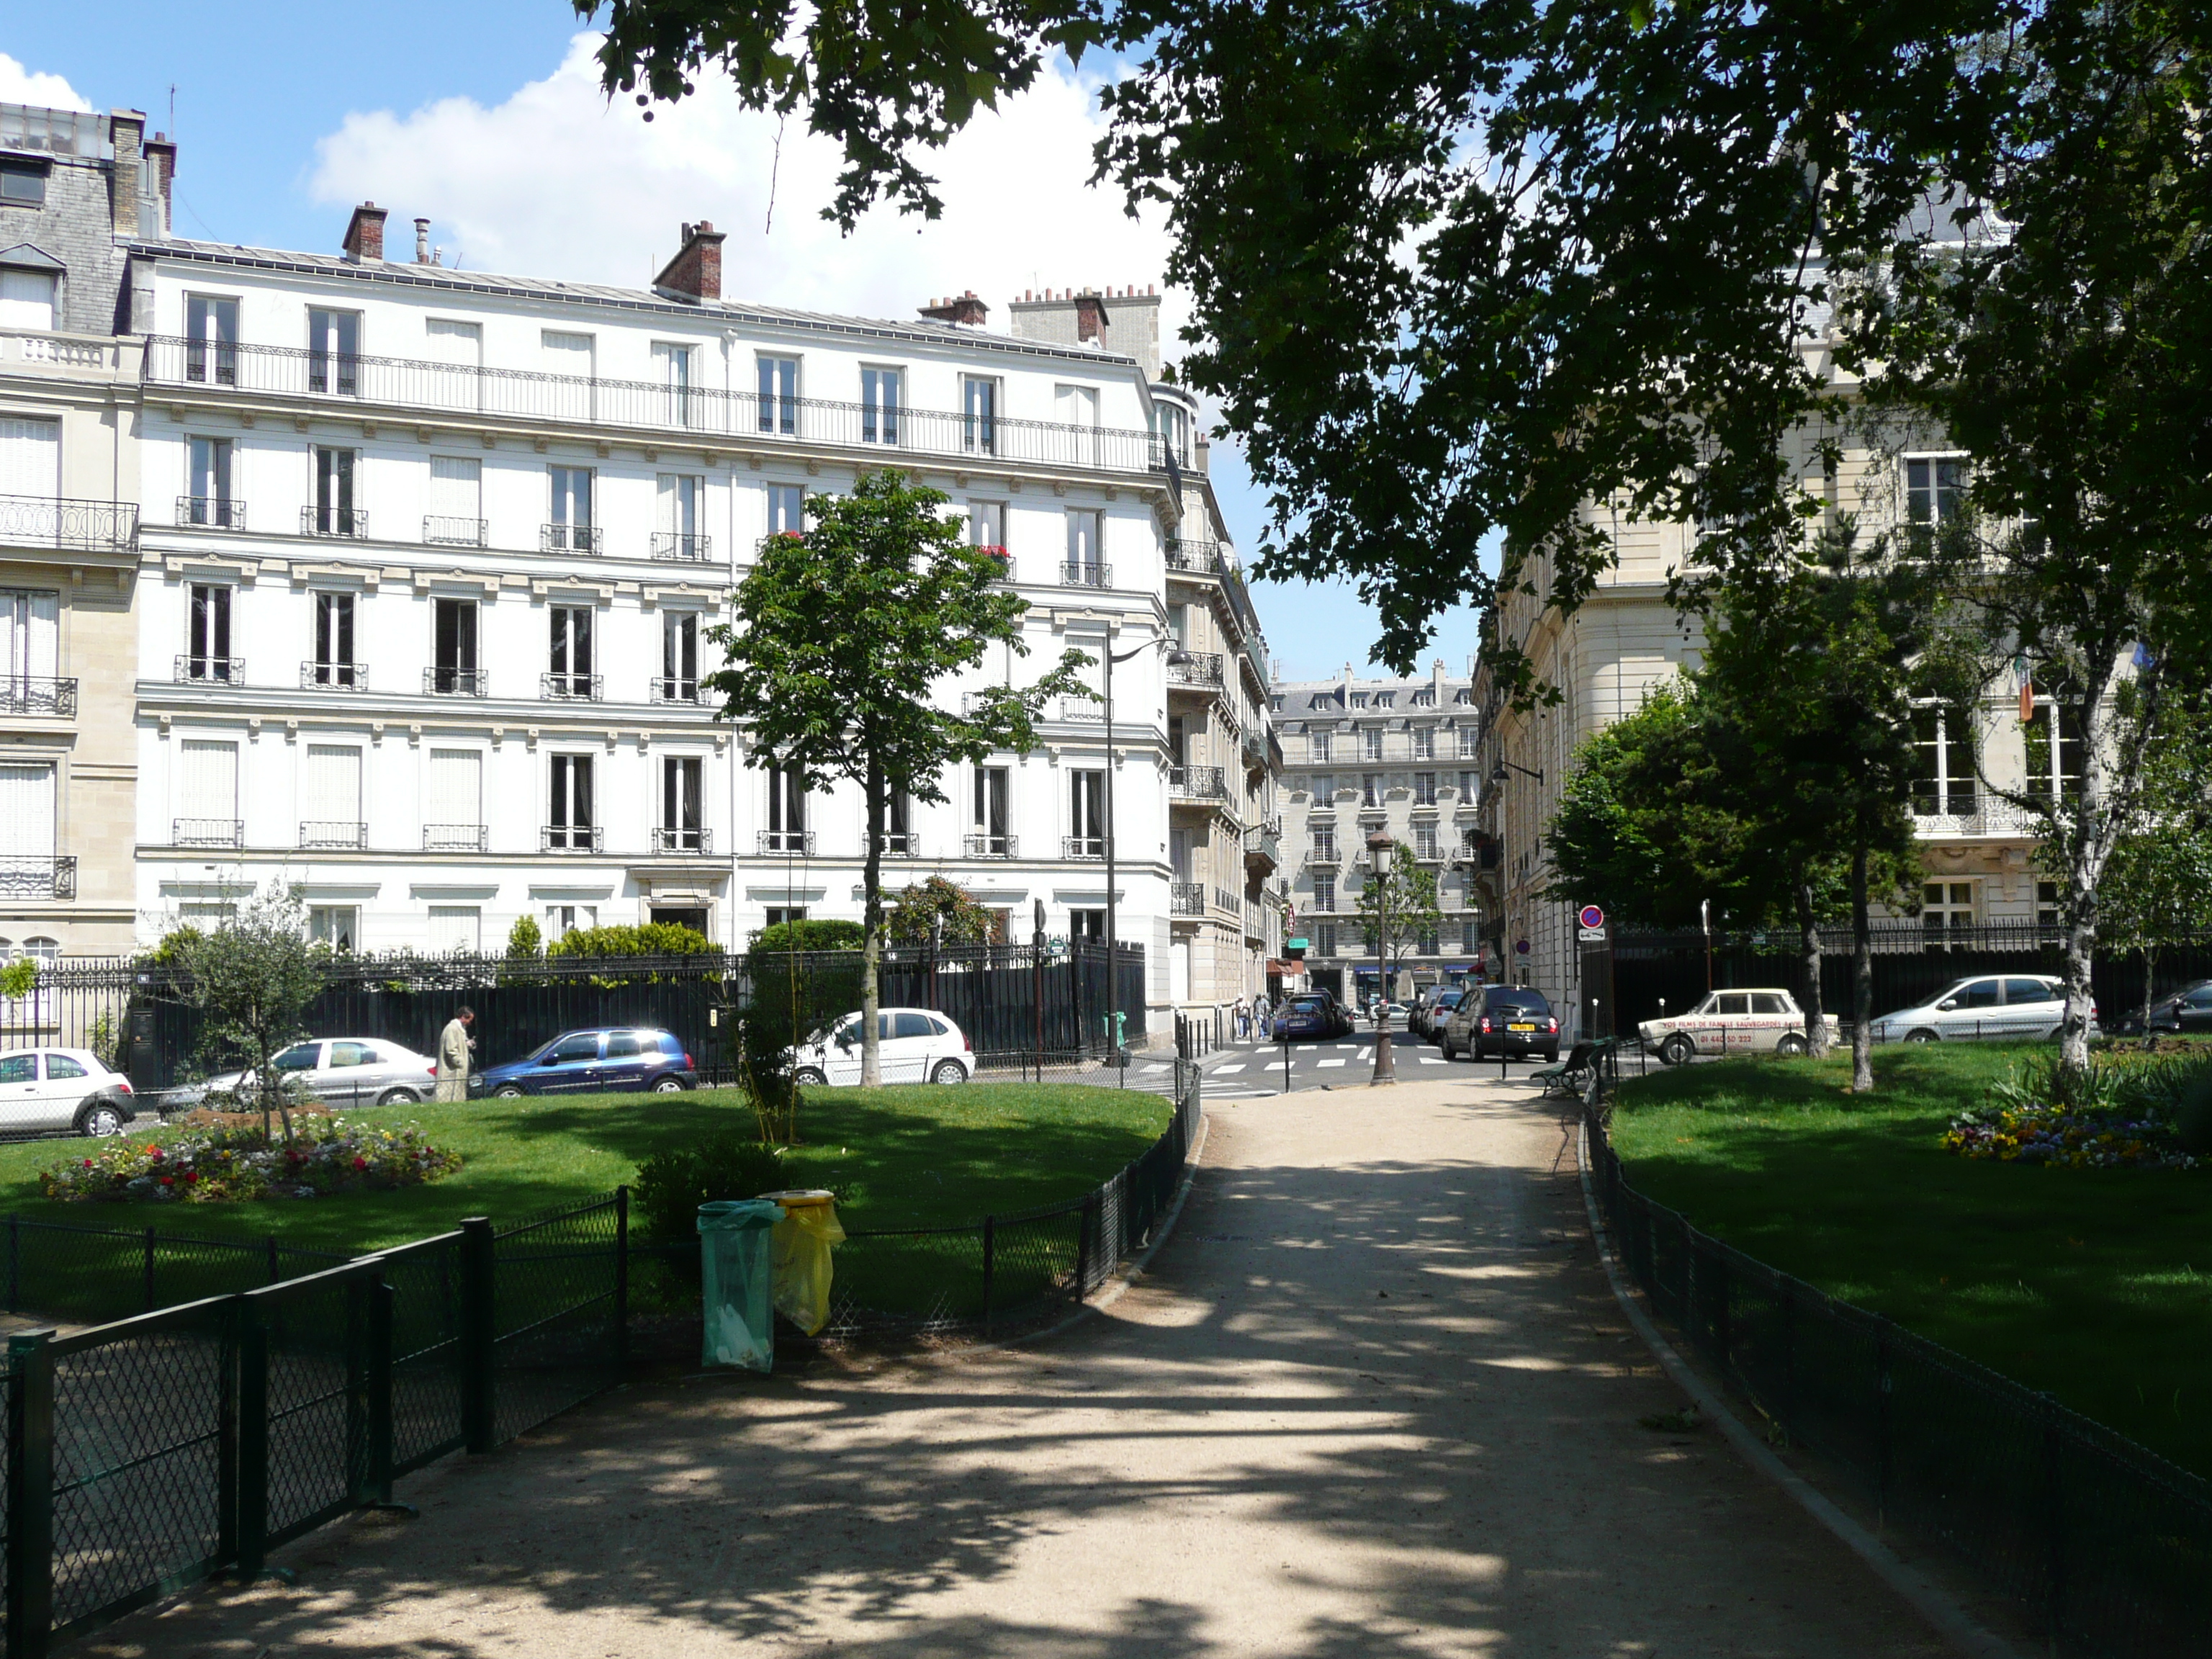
xmin=1441 ymin=986 xmax=1560 ymax=1061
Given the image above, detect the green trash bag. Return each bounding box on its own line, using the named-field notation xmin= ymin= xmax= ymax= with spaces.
xmin=697 ymin=1199 xmax=785 ymax=1371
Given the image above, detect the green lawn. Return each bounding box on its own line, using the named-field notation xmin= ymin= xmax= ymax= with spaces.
xmin=1609 ymin=1045 xmax=2212 ymax=1478
xmin=2 ymin=1082 xmax=1172 ymax=1256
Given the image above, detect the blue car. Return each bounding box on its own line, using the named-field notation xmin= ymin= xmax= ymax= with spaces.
xmin=1271 ymin=994 xmax=1352 ymax=1042
xmin=474 ymin=1028 xmax=698 ymax=1097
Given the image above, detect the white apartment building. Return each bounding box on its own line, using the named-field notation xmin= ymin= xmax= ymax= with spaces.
xmin=130 ymin=208 xmax=1198 ymax=1021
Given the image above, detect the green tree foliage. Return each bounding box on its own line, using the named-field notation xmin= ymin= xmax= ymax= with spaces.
xmin=1352 ymin=859 xmax=1442 ymax=992
xmin=707 ymin=469 xmax=1087 ymax=1085
xmin=632 ymin=1135 xmax=788 ymax=1249
xmin=171 ymin=884 xmax=328 ymax=1144
xmin=505 ymin=914 xmax=544 ymax=959
xmin=886 ymin=876 xmax=996 ymax=945
xmin=545 ymin=921 xmax=717 ymax=959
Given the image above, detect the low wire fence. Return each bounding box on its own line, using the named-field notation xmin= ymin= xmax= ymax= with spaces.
xmin=0 ymin=1060 xmax=1202 ymax=1656
xmin=1584 ymin=1092 xmax=2212 ymax=1658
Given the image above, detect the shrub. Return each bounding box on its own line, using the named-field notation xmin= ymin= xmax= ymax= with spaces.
xmin=1946 ymin=1051 xmax=2212 ymax=1169
xmin=633 ymin=1134 xmax=788 ymax=1241
xmin=506 ymin=914 xmax=544 ymax=958
xmin=750 ymin=917 xmax=866 ymax=953
xmin=40 ymin=1117 xmax=462 ymax=1204
xmin=548 ymin=922 xmax=716 ymax=959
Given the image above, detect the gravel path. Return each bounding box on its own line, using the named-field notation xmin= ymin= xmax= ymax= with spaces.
xmin=86 ymin=1076 xmax=1951 ymax=1658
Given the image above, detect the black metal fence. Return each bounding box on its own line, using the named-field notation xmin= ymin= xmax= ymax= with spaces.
xmin=1584 ymin=1096 xmax=2212 ymax=1658
xmin=2 ymin=1215 xmax=349 ymax=1326
xmin=0 ymin=1059 xmax=1202 ymax=1655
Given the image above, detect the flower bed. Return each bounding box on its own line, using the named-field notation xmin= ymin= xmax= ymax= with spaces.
xmin=1945 ymin=1052 xmax=2210 ymax=1169
xmin=39 ymin=1115 xmax=463 ymax=1204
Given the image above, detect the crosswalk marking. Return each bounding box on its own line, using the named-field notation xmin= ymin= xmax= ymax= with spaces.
xmin=1316 ymin=1058 xmax=1347 ymax=1068
xmin=1215 ymin=1064 xmax=1246 ymax=1074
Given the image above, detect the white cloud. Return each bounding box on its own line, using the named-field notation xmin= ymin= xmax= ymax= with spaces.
xmin=0 ymin=54 xmax=92 ymax=112
xmin=309 ymin=33 xmax=1183 ymax=352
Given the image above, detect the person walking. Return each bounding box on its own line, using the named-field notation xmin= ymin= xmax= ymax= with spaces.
xmin=436 ymin=1006 xmax=476 ymax=1103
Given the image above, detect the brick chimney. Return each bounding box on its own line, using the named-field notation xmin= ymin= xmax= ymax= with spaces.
xmin=1074 ymin=289 xmax=1108 ymax=345
xmin=415 ymin=217 xmax=432 ymax=264
xmin=143 ymin=132 xmax=177 ymax=237
xmin=920 ymin=291 xmax=989 ymax=326
xmin=343 ymin=202 xmax=388 ymax=263
xmin=109 ymin=110 xmax=145 ymax=238
xmin=654 ymin=221 xmax=725 ymax=301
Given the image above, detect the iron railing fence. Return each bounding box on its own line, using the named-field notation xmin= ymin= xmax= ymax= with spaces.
xmin=0 ymin=494 xmax=138 ymax=554
xmin=1 ymin=1215 xmax=349 ymax=1326
xmin=0 ymin=677 xmax=76 ymax=717
xmin=1585 ymin=1100 xmax=2212 ymax=1659
xmin=1 ymin=1063 xmax=1203 ymax=1653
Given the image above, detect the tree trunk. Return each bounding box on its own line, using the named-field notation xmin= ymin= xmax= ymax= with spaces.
xmin=1794 ymin=876 xmax=1828 ymax=1056
xmin=860 ymin=752 xmax=886 ymax=1088
xmin=2054 ymin=656 xmax=2146 ymax=1081
xmin=2141 ymin=944 xmax=2158 ymax=1051
xmin=1850 ymin=814 xmax=1874 ymax=1093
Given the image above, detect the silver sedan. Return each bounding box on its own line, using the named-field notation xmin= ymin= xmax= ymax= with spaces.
xmin=180 ymin=1038 xmax=441 ymax=1111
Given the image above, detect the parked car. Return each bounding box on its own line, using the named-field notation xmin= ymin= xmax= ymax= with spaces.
xmin=788 ymin=1009 xmax=974 ymax=1087
xmin=184 ymin=1038 xmax=441 ymax=1112
xmin=1441 ymin=986 xmax=1561 ymax=1061
xmin=1637 ymin=989 xmax=1811 ymax=1066
xmin=1271 ymin=994 xmax=1354 ymax=1041
xmin=0 ymin=1047 xmax=138 ymax=1138
xmin=1413 ymin=988 xmax=1465 ymax=1041
xmin=2116 ymin=979 xmax=2212 ymax=1036
xmin=1866 ymin=975 xmax=2092 ymax=1045
xmin=475 ymin=1028 xmax=701 ymax=1097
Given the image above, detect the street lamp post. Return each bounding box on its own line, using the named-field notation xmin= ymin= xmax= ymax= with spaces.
xmin=1368 ymin=828 xmax=1397 ymax=1085
xmin=1102 ymin=631 xmax=1191 ymax=1073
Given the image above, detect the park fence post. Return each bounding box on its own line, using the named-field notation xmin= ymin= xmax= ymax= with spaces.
xmin=264 ymin=1235 xmax=279 ymax=1286
xmin=1077 ymin=1190 xmax=1097 ymax=1298
xmin=364 ymin=1276 xmax=395 ymax=1504
xmin=143 ymin=1224 xmax=156 ymax=1312
xmin=459 ymin=1217 xmax=496 ymax=1452
xmin=4 ymin=1328 xmax=55 ymax=1659
xmin=2040 ymin=1394 xmax=2065 ymax=1649
xmin=6 ymin=1213 xmax=17 ymax=1313
xmin=614 ymin=1185 xmax=631 ymax=1370
xmin=1874 ymin=1318 xmax=1894 ymax=1532
xmin=236 ymin=1299 xmax=270 ymax=1578
xmin=981 ymin=1215 xmax=997 ymax=1333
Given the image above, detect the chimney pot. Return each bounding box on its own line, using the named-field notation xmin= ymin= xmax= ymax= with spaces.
xmin=919 ymin=291 xmax=989 ymax=326
xmin=343 ymin=202 xmax=389 ymax=263
xmin=654 ymin=218 xmax=726 ymax=301
xmin=414 ymin=217 xmax=431 ymax=264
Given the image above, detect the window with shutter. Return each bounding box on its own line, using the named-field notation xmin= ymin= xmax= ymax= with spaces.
xmin=0 ymin=590 xmax=58 ymax=714
xmin=176 ymin=739 xmax=239 ymax=845
xmin=302 ymin=744 xmax=362 ymax=848
xmin=0 ymin=763 xmax=56 ymax=866
xmin=427 ymin=457 xmax=482 ymax=546
xmin=542 ymin=331 xmax=596 ymax=420
xmin=426 ymin=749 xmax=482 ymax=850
xmin=0 ymin=269 xmax=57 ymax=331
xmin=0 ymin=418 xmax=59 ymax=500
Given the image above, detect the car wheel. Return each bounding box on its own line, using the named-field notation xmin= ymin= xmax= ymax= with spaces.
xmin=1775 ymin=1034 xmax=1809 ymax=1058
xmin=494 ymin=1084 xmax=527 ymax=1098
xmin=377 ymin=1087 xmax=421 ymax=1106
xmin=930 ymin=1059 xmax=968 ymax=1085
xmin=1903 ymin=1029 xmax=1940 ymax=1044
xmin=1542 ymin=1049 xmax=1560 ymax=1064
xmin=76 ymin=1100 xmax=127 ymax=1138
xmin=650 ymin=1076 xmax=685 ymax=1093
xmin=1660 ymin=1034 xmax=1695 ymax=1067
xmin=793 ymin=1069 xmax=827 ymax=1088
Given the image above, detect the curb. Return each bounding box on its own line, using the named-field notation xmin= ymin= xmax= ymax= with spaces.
xmin=1573 ymin=1118 xmax=2025 ymax=1659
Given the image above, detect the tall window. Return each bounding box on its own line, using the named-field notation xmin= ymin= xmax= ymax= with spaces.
xmin=0 ymin=267 xmax=56 ymax=332
xmin=428 ymin=906 xmax=482 ymax=954
xmin=431 ymin=598 xmax=480 ymax=693
xmin=1414 ymin=823 xmax=1439 ymax=860
xmin=1313 ymin=873 xmax=1336 ymax=912
xmin=310 ymin=446 xmax=358 ymax=536
xmin=301 ymin=744 xmax=363 ymax=848
xmin=962 ymin=376 xmax=997 ymax=454
xmin=971 ymin=765 xmax=1010 ymax=855
xmin=1413 ymin=771 xmax=1437 ymax=806
xmin=766 ymin=764 xmax=807 ymax=852
xmin=175 ymin=737 xmax=240 ymax=847
xmin=427 ymin=456 xmax=482 ymax=545
xmin=656 ymin=474 xmax=705 ymax=559
xmin=426 ymin=748 xmax=482 ymax=850
xmin=661 ymin=755 xmax=704 ymax=851
xmin=881 ymin=793 xmax=913 ymax=855
xmin=547 ymin=466 xmax=595 ymax=553
xmin=1311 ymin=823 xmax=1337 ymax=862
xmin=1069 ymin=769 xmax=1106 ymax=856
xmin=308 ymin=906 xmax=359 ymax=951
xmin=2024 ymin=695 xmax=2083 ymax=804
xmin=0 ymin=589 xmax=58 ymax=714
xmin=0 ymin=418 xmax=58 ymax=508
xmin=186 ymin=436 xmax=235 ymax=526
xmin=186 ymin=295 xmax=238 ymax=385
xmin=2036 ymin=881 xmax=2064 ymax=937
xmin=652 ymin=342 xmax=695 ymax=426
xmin=0 ymin=760 xmax=57 ymax=894
xmin=1053 ymin=383 xmax=1100 ymax=465
xmin=1310 ymin=731 xmax=1331 ymax=764
xmin=860 ymin=367 xmax=902 ymax=444
xmin=1363 ymin=727 xmax=1383 ymax=761
xmin=541 ymin=331 xmax=596 ymax=420
xmin=1906 ymin=455 xmax=1967 ymax=536
xmin=548 ymin=605 xmax=595 ymax=698
xmin=1362 ymin=773 xmax=1381 ymax=807
xmin=659 ymin=611 xmax=699 ymax=702
xmin=1457 ymin=727 xmax=1480 ymax=757
xmin=185 ymin=584 xmax=233 ymax=680
xmin=1911 ymin=706 xmax=1977 ymax=816
xmin=1065 ymin=510 xmax=1104 ymax=585
xmin=1316 ymin=922 xmax=1338 ymax=958
xmin=968 ymin=500 xmax=1006 ymax=555
xmin=307 ymin=308 xmax=360 ymax=396
xmin=1412 ymin=727 xmax=1434 ymax=761
xmin=425 ymin=318 xmax=482 ymax=408
xmin=310 ymin=591 xmax=356 ymax=687
xmin=757 ymin=355 xmax=799 ymax=435
xmin=767 ymin=484 xmax=805 ymax=538
xmin=1309 ymin=773 xmax=1334 ymax=801
xmin=547 ymin=755 xmax=595 ymax=850
xmin=1923 ymin=881 xmax=1977 ymax=948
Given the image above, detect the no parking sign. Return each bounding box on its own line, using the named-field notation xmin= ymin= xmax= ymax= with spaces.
xmin=1578 ymin=904 xmax=1607 ymax=942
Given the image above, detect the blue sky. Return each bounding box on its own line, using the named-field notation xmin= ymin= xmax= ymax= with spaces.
xmin=6 ymin=5 xmax=1483 ymax=680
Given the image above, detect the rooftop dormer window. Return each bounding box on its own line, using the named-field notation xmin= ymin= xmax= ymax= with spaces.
xmin=0 ymin=158 xmax=48 ymax=207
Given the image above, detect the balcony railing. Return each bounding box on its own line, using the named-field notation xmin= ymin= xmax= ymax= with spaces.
xmin=0 ymin=677 xmax=76 ymax=716
xmin=650 ymin=676 xmax=703 ymax=705
xmin=300 ymin=505 xmax=368 ymax=539
xmin=877 ymin=831 xmax=921 ymax=856
xmin=650 ymin=531 xmax=714 ymax=562
xmin=299 ymin=821 xmax=368 ymax=850
xmin=301 ymin=661 xmax=367 ymax=691
xmin=176 ymin=495 xmax=244 ymax=530
xmin=1167 ymin=652 xmax=1223 ymax=688
xmin=1060 ymin=562 xmax=1112 ymax=588
xmin=423 ymin=824 xmax=488 ymax=852
xmin=652 ymin=827 xmax=713 ymax=854
xmin=0 ymin=856 xmax=76 ymax=899
xmin=143 ymin=336 xmax=1173 ymax=477
xmin=541 ymin=522 xmax=601 ymax=554
xmin=1170 ymin=765 xmax=1228 ymax=801
xmin=1244 ymin=826 xmax=1281 ymax=871
xmin=1165 ymin=538 xmax=1226 ymax=576
xmin=1171 ymin=881 xmax=1205 ymax=917
xmin=423 ymin=516 xmax=488 ymax=547
xmin=1215 ymin=886 xmax=1240 ymax=914
xmin=0 ymin=494 xmax=137 ymax=553
xmin=964 ymin=832 xmax=1017 ymax=859
xmin=1063 ymin=835 xmax=1106 ymax=860
xmin=424 ymin=666 xmax=487 ymax=696
xmin=757 ymin=830 xmax=816 ymax=855
xmin=1912 ymin=800 xmax=2044 ymax=837
xmin=1306 ymin=846 xmax=1340 ymax=868
xmin=541 ymin=825 xmax=602 ymax=853
xmin=174 ymin=655 xmax=244 ymax=685
xmin=541 ymin=672 xmax=603 ymax=702
xmin=174 ymin=819 xmax=243 ymax=848
xmin=1059 ymin=696 xmax=1104 ymax=722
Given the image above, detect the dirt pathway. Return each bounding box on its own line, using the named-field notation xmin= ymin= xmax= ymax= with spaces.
xmin=88 ymin=1076 xmax=1950 ymax=1658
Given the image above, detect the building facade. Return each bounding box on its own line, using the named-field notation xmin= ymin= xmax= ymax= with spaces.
xmin=1274 ymin=662 xmax=1483 ymax=1004
xmin=130 ymin=215 xmax=1223 ymax=1028
xmin=0 ymin=102 xmax=171 ymax=957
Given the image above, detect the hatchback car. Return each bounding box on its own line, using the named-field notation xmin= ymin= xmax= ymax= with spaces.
xmin=1640 ymin=989 xmax=1811 ymax=1066
xmin=1441 ymin=986 xmax=1561 ymax=1061
xmin=0 ymin=1047 xmax=138 ymax=1138
xmin=189 ymin=1038 xmax=441 ymax=1111
xmin=1866 ymin=975 xmax=2092 ymax=1044
xmin=475 ymin=1028 xmax=700 ymax=1097
xmin=788 ymin=1008 xmax=973 ymax=1086
xmin=1413 ymin=989 xmax=1465 ymax=1041
xmin=1271 ymin=994 xmax=1352 ymax=1041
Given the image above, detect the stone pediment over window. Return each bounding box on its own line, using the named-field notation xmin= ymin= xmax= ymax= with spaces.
xmin=0 ymin=243 xmax=63 ymax=271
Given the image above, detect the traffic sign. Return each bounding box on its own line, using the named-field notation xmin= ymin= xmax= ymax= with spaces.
xmin=1578 ymin=904 xmax=1605 ymax=930
xmin=1515 ymin=938 xmax=1530 ymax=956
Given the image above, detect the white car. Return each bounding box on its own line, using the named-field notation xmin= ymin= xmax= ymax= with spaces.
xmin=790 ymin=1009 xmax=974 ymax=1086
xmin=0 ymin=1047 xmax=140 ymax=1138
xmin=1866 ymin=975 xmax=2092 ymax=1044
xmin=1639 ymin=989 xmax=1811 ymax=1066
xmin=179 ymin=1038 xmax=441 ymax=1111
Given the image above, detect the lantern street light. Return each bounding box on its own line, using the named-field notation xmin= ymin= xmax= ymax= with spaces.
xmin=1367 ymin=828 xmax=1397 ymax=1085
xmin=1101 ymin=631 xmax=1192 ymax=1071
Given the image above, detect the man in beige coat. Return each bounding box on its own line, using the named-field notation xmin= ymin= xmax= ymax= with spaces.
xmin=436 ymin=1007 xmax=476 ymax=1103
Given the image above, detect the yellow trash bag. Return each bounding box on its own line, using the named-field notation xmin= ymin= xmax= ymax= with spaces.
xmin=759 ymin=1189 xmax=844 ymax=1336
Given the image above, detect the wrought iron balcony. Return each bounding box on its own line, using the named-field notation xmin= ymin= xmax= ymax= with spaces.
xmin=1171 ymin=881 xmax=1205 ymax=917
xmin=423 ymin=824 xmax=488 ymax=853
xmin=541 ymin=824 xmax=602 ymax=853
xmin=0 ymin=494 xmax=137 ymax=553
xmin=963 ymin=832 xmax=1017 ymax=859
xmin=540 ymin=522 xmax=601 ymax=554
xmin=423 ymin=516 xmax=489 ymax=547
xmin=0 ymin=676 xmax=76 ymax=716
xmin=652 ymin=827 xmax=713 ymax=854
xmin=541 ymin=672 xmax=603 ymax=702
xmin=1244 ymin=825 xmax=1281 ymax=872
xmin=1215 ymin=886 xmax=1240 ymax=914
xmin=877 ymin=831 xmax=921 ymax=856
xmin=1063 ymin=835 xmax=1106 ymax=860
xmin=1060 ymin=562 xmax=1112 ymax=588
xmin=299 ymin=821 xmax=368 ymax=850
xmin=300 ymin=505 xmax=368 ymax=539
xmin=0 ymin=856 xmax=76 ymax=899
xmin=424 ymin=666 xmax=488 ymax=696
xmin=757 ymin=830 xmax=816 ymax=855
xmin=1165 ymin=538 xmax=1226 ymax=576
xmin=1058 ymin=696 xmax=1104 ymax=721
xmin=651 ymin=675 xmax=703 ymax=705
xmin=176 ymin=495 xmax=244 ymax=529
xmin=1170 ymin=764 xmax=1228 ymax=801
xmin=301 ymin=661 xmax=367 ymax=691
xmin=174 ymin=819 xmax=243 ymax=848
xmin=174 ymin=655 xmax=244 ymax=685
xmin=1167 ymin=652 xmax=1223 ymax=688
xmin=1305 ymin=845 xmax=1341 ymax=868
xmin=650 ymin=531 xmax=713 ymax=562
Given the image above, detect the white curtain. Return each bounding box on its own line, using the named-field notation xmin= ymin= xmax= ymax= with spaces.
xmin=304 ymin=744 xmax=362 ymax=824
xmin=0 ymin=270 xmax=57 ymax=332
xmin=0 ymin=763 xmax=55 ymax=858
xmin=0 ymin=590 xmax=58 ymax=684
xmin=428 ymin=905 xmax=480 ymax=953
xmin=178 ymin=738 xmax=238 ymax=821
xmin=652 ymin=342 xmax=693 ymax=426
xmin=429 ymin=456 xmax=481 ymax=525
xmin=0 ymin=418 xmax=59 ymax=500
xmin=427 ymin=747 xmax=481 ymax=826
xmin=541 ymin=331 xmax=595 ymax=421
